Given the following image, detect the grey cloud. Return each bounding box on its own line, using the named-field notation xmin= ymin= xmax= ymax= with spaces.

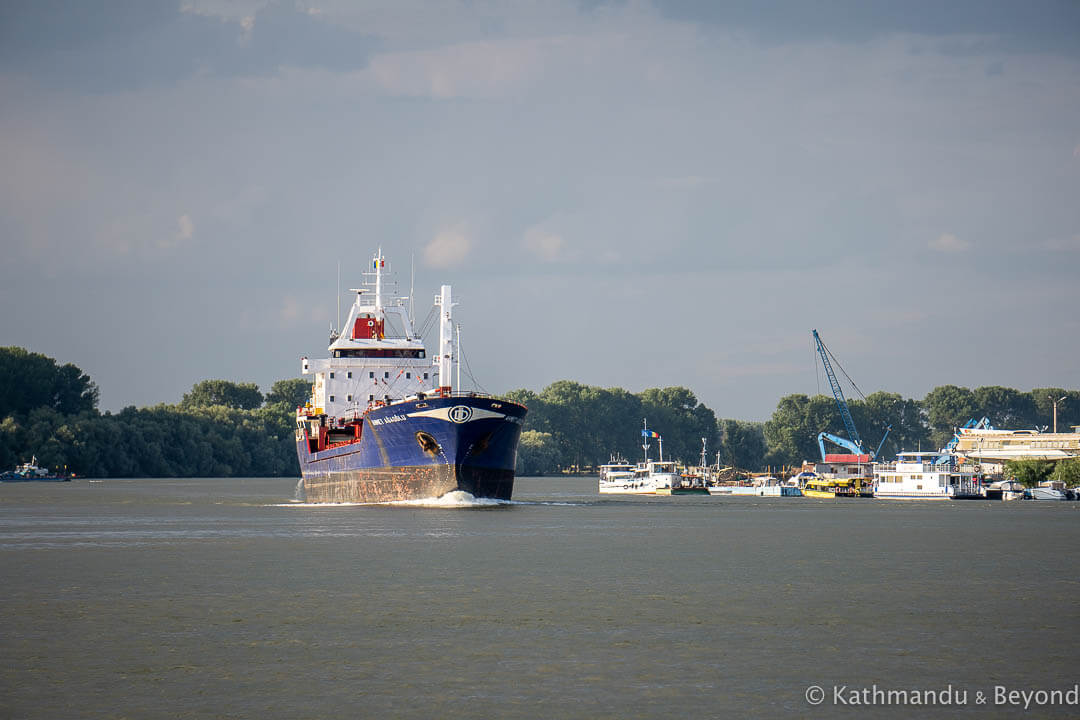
xmin=0 ymin=0 xmax=378 ymax=92
xmin=641 ymin=0 xmax=1080 ymax=56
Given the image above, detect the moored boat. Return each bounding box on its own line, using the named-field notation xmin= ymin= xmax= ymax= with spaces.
xmin=600 ymin=421 xmax=691 ymax=495
xmin=726 ymin=476 xmax=802 ymax=497
xmin=652 ymin=461 xmax=708 ymax=495
xmin=599 ymin=457 xmax=649 ymax=494
xmin=0 ymin=456 xmax=72 ymax=482
xmin=873 ymin=451 xmax=982 ymax=500
xmin=1028 ymin=481 xmax=1068 ymax=501
xmin=294 ymin=251 xmax=526 ymax=503
xmin=802 ymin=476 xmax=871 ymax=498
xmin=985 ymin=479 xmax=1025 ymax=501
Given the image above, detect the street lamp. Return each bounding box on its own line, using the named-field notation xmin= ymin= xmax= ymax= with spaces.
xmin=1049 ymin=395 xmax=1066 ymax=434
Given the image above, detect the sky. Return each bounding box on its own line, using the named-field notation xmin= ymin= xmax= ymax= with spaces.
xmin=1 ymin=0 xmax=1078 ymax=421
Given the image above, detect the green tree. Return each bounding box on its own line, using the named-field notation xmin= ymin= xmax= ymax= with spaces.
xmin=638 ymin=386 xmax=718 ymax=465
xmin=1004 ymin=459 xmax=1054 ymax=488
xmin=180 ymin=380 xmax=263 ymax=410
xmin=0 ymin=415 xmax=20 ymax=470
xmin=0 ymin=346 xmax=99 ymax=416
xmin=515 ymin=381 xmax=647 ymax=469
xmin=504 ymin=389 xmax=547 ymax=430
xmin=850 ymin=391 xmax=929 ymax=459
xmin=762 ymin=394 xmax=841 ymax=467
xmin=264 ymin=378 xmax=313 ymax=408
xmin=1049 ymin=458 xmax=1080 ymax=487
xmin=718 ymin=419 xmax=766 ymax=470
xmin=922 ymin=385 xmax=977 ymax=449
xmin=536 ymin=380 xmax=606 ymax=467
xmin=1030 ymin=389 xmax=1080 ymax=432
xmin=971 ymin=386 xmax=1036 ymax=430
xmin=516 ymin=430 xmax=559 ymax=476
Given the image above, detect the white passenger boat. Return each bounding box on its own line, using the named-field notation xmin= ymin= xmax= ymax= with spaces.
xmin=599 ymin=421 xmax=681 ymax=495
xmin=873 ymin=451 xmax=983 ymax=500
xmin=727 ymin=476 xmax=802 ymax=497
xmin=598 ymin=459 xmax=648 ymax=494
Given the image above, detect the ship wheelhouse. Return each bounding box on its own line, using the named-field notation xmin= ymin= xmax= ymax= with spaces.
xmin=300 ymin=255 xmax=440 ymax=427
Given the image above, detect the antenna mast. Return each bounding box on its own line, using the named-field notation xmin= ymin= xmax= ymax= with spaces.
xmin=642 ymin=418 xmax=650 ymax=463
xmin=435 ymin=285 xmax=455 ymax=394
xmin=455 ymin=323 xmax=462 ymax=391
xmin=374 ymin=247 xmax=383 ymax=311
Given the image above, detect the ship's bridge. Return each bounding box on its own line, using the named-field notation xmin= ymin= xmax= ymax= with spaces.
xmin=301 ymin=263 xmax=438 ymax=423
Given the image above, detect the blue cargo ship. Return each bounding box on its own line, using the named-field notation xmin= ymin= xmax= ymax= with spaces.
xmin=294 ymin=251 xmax=526 ymax=502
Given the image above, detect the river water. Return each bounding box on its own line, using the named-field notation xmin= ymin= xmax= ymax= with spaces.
xmin=1 ymin=477 xmax=1078 ymax=718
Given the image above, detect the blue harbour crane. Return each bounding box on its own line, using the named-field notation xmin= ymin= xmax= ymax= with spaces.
xmin=812 ymin=329 xmax=890 ymax=462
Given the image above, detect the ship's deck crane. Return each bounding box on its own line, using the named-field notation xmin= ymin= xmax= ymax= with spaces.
xmin=812 ymin=329 xmax=890 ymax=462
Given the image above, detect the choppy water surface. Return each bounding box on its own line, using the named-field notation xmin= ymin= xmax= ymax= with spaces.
xmin=2 ymin=477 xmax=1078 ymax=718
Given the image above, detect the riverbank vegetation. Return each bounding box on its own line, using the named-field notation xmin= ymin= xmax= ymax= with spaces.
xmin=1 ymin=347 xmax=1076 ymax=477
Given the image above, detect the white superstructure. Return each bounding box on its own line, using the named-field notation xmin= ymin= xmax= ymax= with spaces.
xmin=599 ymin=461 xmax=651 ymax=494
xmin=954 ymin=427 xmax=1080 ymax=463
xmin=301 ymin=250 xmax=441 ymax=422
xmin=873 ymin=451 xmax=982 ymax=500
xmin=637 ymin=461 xmax=681 ymax=492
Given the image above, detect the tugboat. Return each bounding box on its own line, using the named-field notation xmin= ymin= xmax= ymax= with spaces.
xmin=294 ymin=250 xmax=527 ymax=503
xmin=0 ymin=456 xmax=73 ymax=482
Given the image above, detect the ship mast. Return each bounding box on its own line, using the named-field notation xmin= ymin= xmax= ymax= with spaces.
xmin=642 ymin=418 xmax=650 ymax=463
xmin=374 ymin=248 xmax=384 ymax=311
xmin=435 ymin=285 xmax=456 ymax=395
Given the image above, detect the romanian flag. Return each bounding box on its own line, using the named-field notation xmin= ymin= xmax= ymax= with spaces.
xmin=373 ymin=258 xmax=385 ymax=269
xmin=641 ymin=430 xmax=660 ymax=439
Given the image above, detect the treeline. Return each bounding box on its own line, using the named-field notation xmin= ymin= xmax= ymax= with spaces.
xmin=2 ymin=346 xmax=1077 ymax=478
xmin=0 ymin=347 xmax=310 ymax=477
xmin=507 ymin=382 xmax=1080 ymax=475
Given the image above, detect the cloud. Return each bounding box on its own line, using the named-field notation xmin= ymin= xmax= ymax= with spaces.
xmin=423 ymin=227 xmax=471 ymax=268
xmin=1041 ymin=235 xmax=1080 ymax=252
xmin=369 ymin=37 xmax=557 ymax=99
xmin=180 ymin=1 xmax=268 ymax=22
xmin=928 ymin=233 xmax=971 ymax=253
xmin=0 ymin=1 xmax=375 ymax=92
xmin=279 ymin=294 xmax=301 ymax=324
xmin=156 ymin=213 xmax=194 ymax=250
xmin=522 ymin=227 xmax=565 ymax=262
xmin=176 ymin=213 xmax=195 ymax=241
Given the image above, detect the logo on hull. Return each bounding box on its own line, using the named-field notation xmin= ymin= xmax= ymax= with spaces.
xmin=408 ymin=405 xmax=508 ymax=423
xmin=448 ymin=405 xmax=473 ymax=423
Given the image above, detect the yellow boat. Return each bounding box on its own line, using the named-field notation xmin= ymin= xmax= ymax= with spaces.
xmin=802 ymin=477 xmax=872 ymax=498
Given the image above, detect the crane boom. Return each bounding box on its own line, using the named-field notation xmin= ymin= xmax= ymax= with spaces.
xmin=812 ymin=329 xmax=863 ymax=454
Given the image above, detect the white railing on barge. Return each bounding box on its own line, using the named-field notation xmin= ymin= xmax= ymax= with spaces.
xmin=874 ymin=462 xmax=963 ymax=474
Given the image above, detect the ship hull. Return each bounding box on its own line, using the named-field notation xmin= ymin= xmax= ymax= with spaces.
xmin=296 ymin=396 xmax=526 ymax=503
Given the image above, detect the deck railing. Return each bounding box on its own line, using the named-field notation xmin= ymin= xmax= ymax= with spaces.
xmin=875 ymin=462 xmax=962 ymax=474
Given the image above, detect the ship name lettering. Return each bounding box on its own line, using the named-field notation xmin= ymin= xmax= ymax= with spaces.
xmin=372 ymin=414 xmax=408 ymax=426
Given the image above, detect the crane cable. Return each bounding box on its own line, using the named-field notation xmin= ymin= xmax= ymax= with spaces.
xmin=819 ymin=336 xmax=867 ymax=401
